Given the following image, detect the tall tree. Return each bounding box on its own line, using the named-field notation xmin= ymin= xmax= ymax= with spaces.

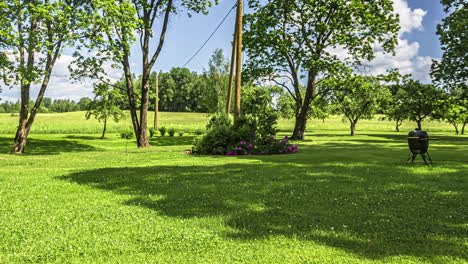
xmin=243 ymin=0 xmax=399 ymax=139
xmin=71 ymin=0 xmax=217 ymax=148
xmin=0 ymin=0 xmax=88 ymax=153
xmin=327 ymin=75 xmax=389 ymax=136
xmin=86 ymin=83 xmax=125 ymax=139
xmin=431 ymin=0 xmax=467 ymax=99
xmin=202 ymin=49 xmax=230 ymax=113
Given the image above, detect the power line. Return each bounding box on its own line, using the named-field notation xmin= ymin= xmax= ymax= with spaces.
xmin=182 ymin=3 xmax=237 ymax=68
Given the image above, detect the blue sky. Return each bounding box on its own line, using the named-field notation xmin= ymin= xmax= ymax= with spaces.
xmin=0 ymin=0 xmax=447 ymax=101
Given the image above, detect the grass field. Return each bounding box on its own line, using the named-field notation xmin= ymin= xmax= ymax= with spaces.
xmin=0 ymin=112 xmax=467 ymax=263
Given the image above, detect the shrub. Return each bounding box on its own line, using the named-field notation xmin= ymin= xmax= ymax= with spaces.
xmin=195 ymin=129 xmax=204 ymax=135
xmin=159 ymin=126 xmax=167 ymax=137
xmin=178 ymin=132 xmax=184 ymax=137
xmin=168 ymin=128 xmax=175 ymax=137
xmin=120 ymin=130 xmax=134 ymax=139
xmin=193 ymin=122 xmax=235 ymax=155
xmin=149 ymin=127 xmax=157 ymax=138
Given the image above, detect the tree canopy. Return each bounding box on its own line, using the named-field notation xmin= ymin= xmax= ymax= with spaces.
xmin=243 ymin=0 xmax=400 ymax=139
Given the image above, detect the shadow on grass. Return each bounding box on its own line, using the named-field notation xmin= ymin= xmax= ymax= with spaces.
xmin=0 ymin=136 xmax=101 ymax=155
xmin=59 ymin=141 xmax=467 ymax=260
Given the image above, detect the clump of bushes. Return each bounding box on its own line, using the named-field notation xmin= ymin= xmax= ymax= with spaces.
xmin=192 ymin=86 xmax=299 ymax=155
xmin=159 ymin=126 xmax=167 ymax=137
xmin=194 ymin=129 xmax=204 ymax=135
xmin=120 ymin=129 xmax=134 ymax=139
xmin=179 ymin=132 xmax=184 ymax=137
xmin=168 ymin=128 xmax=175 ymax=137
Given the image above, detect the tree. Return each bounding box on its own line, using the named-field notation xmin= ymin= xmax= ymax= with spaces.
xmin=201 ymin=49 xmax=230 ymax=113
xmin=243 ymin=0 xmax=399 ymax=139
xmin=327 ymin=75 xmax=389 ymax=136
xmin=434 ymin=96 xmax=468 ymax=135
xmin=86 ymin=83 xmax=125 ymax=139
xmin=382 ymin=85 xmax=410 ymax=132
xmin=402 ymin=80 xmax=443 ymax=130
xmin=71 ymin=0 xmax=218 ymax=148
xmin=0 ymin=0 xmax=89 ymax=153
xmin=431 ymin=0 xmax=467 ymax=99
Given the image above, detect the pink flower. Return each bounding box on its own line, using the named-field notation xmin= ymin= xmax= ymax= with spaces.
xmin=226 ymin=152 xmax=233 ymax=156
xmin=234 ymin=153 xmax=238 ymax=156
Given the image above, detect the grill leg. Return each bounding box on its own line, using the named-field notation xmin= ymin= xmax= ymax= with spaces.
xmin=421 ymin=153 xmax=429 ymax=165
xmin=406 ymin=152 xmax=413 ymax=163
xmin=411 ymin=153 xmax=417 ymax=163
xmin=426 ymin=152 xmax=433 ymax=164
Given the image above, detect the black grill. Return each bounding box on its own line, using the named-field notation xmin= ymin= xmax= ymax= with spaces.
xmin=407 ymin=128 xmax=432 ymax=165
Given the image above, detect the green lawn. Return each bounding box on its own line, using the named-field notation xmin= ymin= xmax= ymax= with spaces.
xmin=0 ymin=113 xmax=467 ymax=263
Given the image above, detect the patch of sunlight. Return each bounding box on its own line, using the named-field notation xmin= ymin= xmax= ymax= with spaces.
xmin=436 ymin=191 xmax=463 ymax=196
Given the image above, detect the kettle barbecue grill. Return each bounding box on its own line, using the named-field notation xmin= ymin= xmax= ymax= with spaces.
xmin=407 ymin=128 xmax=433 ymax=165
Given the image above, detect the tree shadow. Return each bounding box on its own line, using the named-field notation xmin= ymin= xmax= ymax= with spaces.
xmin=59 ymin=157 xmax=467 ymax=260
xmin=0 ymin=136 xmax=101 ymax=155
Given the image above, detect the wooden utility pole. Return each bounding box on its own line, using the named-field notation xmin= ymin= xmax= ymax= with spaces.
xmin=233 ymin=0 xmax=243 ymax=123
xmin=153 ymin=73 xmax=159 ymax=130
xmin=226 ymin=15 xmax=238 ymax=115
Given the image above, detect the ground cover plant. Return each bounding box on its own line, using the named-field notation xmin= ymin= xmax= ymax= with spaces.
xmin=0 ymin=112 xmax=466 ymax=263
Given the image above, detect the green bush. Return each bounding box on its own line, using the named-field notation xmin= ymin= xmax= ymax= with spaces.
xmin=194 ymin=129 xmax=204 ymax=135
xmin=192 ymin=86 xmax=284 ymax=155
xmin=149 ymin=127 xmax=157 ymax=138
xmin=120 ymin=130 xmax=134 ymax=139
xmin=159 ymin=126 xmax=167 ymax=137
xmin=168 ymin=128 xmax=175 ymax=137
xmin=178 ymin=132 xmax=184 ymax=136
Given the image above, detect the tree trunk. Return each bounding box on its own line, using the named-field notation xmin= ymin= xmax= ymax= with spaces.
xmin=154 ymin=73 xmax=159 ymax=130
xmin=138 ymin=68 xmax=151 ymax=147
xmin=101 ymin=118 xmax=107 ymax=139
xmin=11 ymin=113 xmax=29 ymax=154
xmin=462 ymin=122 xmax=466 ymax=135
xmin=395 ymin=119 xmax=401 ymax=132
xmin=11 ymin=15 xmax=38 ymax=154
xmin=416 ymin=119 xmax=422 ymax=130
xmin=291 ymin=71 xmax=316 ymax=140
xmin=451 ymin=121 xmax=459 ymax=135
xmin=292 ymin=110 xmax=308 ymax=140
xmin=350 ymin=121 xmax=356 ymax=136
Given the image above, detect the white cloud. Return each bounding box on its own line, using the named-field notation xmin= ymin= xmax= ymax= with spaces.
xmin=363 ymin=0 xmax=433 ymax=83
xmin=0 ymin=53 xmax=122 ymax=102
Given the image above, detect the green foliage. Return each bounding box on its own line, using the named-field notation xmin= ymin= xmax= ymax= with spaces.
xmin=159 ymin=126 xmax=167 ymax=137
xmin=243 ymin=0 xmax=399 ymax=138
xmin=327 ymin=75 xmax=390 ymax=135
xmin=199 ymin=49 xmax=230 ymax=113
xmin=168 ymin=128 xmax=175 ymax=137
xmin=431 ymin=0 xmax=467 ymax=98
xmin=120 ymin=130 xmax=134 ymax=139
xmin=194 ymin=87 xmax=282 ymax=155
xmin=434 ymin=96 xmax=468 ymax=134
xmin=401 ymin=80 xmax=444 ymax=129
xmin=194 ymin=129 xmax=204 ymax=135
xmin=86 ymin=83 xmax=125 ymax=138
xmin=178 ymin=132 xmax=184 ymax=137
xmin=149 ymin=128 xmax=157 ymax=138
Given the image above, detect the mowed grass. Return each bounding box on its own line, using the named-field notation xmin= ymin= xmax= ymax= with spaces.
xmin=0 ymin=111 xmax=458 ymax=134
xmin=0 ymin=112 xmax=467 ymax=263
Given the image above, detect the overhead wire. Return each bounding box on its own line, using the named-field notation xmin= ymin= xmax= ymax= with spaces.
xmin=182 ymin=3 xmax=237 ymax=68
